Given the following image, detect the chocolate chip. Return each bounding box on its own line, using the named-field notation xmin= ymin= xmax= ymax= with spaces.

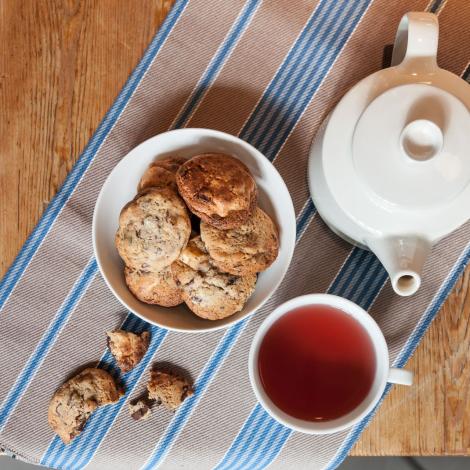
xmin=76 ymin=420 xmax=86 ymax=432
xmin=197 ymin=192 xmax=210 ymax=202
xmin=181 ymin=385 xmax=194 ymax=401
xmin=131 ymin=408 xmax=146 ymax=421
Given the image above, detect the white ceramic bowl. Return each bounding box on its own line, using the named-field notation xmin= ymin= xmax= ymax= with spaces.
xmin=93 ymin=128 xmax=296 ymax=332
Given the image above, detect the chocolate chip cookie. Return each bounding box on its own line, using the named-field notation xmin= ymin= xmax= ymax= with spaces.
xmin=137 ymin=165 xmax=177 ymax=192
xmin=172 ymin=237 xmax=257 ymax=320
xmin=48 ymin=368 xmax=123 ymax=444
xmin=115 ymin=187 xmax=191 ymax=272
xmin=200 ymin=207 xmax=279 ymax=275
xmin=153 ymin=156 xmax=187 ymax=174
xmin=106 ymin=330 xmax=151 ymax=372
xmin=176 ymin=153 xmax=257 ymax=229
xmin=138 ymin=155 xmax=187 ymax=192
xmin=124 ymin=266 xmax=183 ymax=307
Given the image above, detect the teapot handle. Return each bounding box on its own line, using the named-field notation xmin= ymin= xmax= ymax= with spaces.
xmin=391 ymin=12 xmax=439 ymax=72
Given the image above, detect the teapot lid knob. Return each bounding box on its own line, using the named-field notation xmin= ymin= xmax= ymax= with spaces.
xmin=400 ymin=119 xmax=443 ymax=161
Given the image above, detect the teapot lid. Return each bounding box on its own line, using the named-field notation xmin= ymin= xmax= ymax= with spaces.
xmin=353 ymin=83 xmax=470 ymax=208
xmin=319 ymin=69 xmax=470 ymax=242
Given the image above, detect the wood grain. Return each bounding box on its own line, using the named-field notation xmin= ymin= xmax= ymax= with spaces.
xmin=0 ymin=0 xmax=469 ymax=457
xmin=0 ymin=0 xmax=172 ymax=274
xmin=352 ymin=266 xmax=470 ymax=455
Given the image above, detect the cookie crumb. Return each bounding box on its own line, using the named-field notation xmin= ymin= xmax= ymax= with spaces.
xmin=128 ymin=398 xmax=152 ymax=421
xmin=147 ymin=370 xmax=194 ymax=411
xmin=106 ymin=330 xmax=151 ymax=373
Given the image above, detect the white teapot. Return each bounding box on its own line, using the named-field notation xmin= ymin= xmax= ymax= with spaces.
xmin=308 ymin=12 xmax=470 ymax=296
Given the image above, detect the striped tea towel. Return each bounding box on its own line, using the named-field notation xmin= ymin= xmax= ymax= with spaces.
xmin=1 ymin=0 xmax=470 ymax=468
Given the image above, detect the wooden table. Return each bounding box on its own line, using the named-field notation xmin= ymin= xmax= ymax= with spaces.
xmin=1 ymin=0 xmax=469 ymax=457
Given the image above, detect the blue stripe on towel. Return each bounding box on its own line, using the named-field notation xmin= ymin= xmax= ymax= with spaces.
xmin=0 ymin=0 xmax=189 ymax=452
xmin=140 ymin=321 xmax=246 ymax=470
xmin=172 ymin=0 xmax=262 ymax=129
xmin=140 ymin=0 xmax=374 ymax=467
xmin=42 ymin=322 xmax=168 ymax=469
xmin=325 ymin=242 xmax=470 ymax=470
xmin=0 ymin=0 xmax=190 ymax=313
xmin=40 ymin=1 xmax=261 ymax=467
xmin=0 ymin=258 xmax=98 ymax=432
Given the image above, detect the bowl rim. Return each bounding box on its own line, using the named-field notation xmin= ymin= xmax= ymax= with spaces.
xmin=92 ymin=128 xmax=296 ymax=333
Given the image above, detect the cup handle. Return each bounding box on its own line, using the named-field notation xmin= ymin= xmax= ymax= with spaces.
xmin=387 ymin=367 xmax=413 ymax=386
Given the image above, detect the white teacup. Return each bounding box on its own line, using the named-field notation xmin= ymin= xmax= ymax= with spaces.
xmin=248 ymin=294 xmax=413 ymax=434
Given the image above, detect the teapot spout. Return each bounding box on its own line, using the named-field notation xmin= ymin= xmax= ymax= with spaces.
xmin=366 ymin=236 xmax=432 ymax=296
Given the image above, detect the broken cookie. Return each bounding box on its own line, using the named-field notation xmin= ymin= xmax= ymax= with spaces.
xmin=147 ymin=370 xmax=194 ymax=411
xmin=48 ymin=368 xmax=123 ymax=444
xmin=106 ymin=330 xmax=150 ymax=373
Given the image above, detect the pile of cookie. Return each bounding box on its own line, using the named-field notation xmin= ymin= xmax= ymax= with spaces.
xmin=48 ymin=329 xmax=193 ymax=444
xmin=115 ymin=153 xmax=279 ymax=320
